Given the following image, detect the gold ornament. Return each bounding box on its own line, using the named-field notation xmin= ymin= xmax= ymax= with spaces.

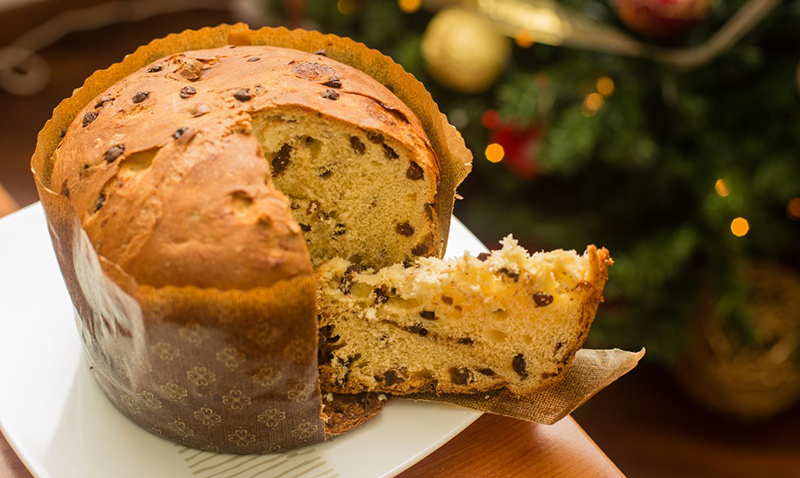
xmin=421 ymin=8 xmax=511 ymax=93
xmin=676 ymin=263 xmax=800 ymax=421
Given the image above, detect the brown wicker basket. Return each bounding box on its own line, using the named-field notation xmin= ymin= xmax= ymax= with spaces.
xmin=676 ymin=263 xmax=800 ymax=421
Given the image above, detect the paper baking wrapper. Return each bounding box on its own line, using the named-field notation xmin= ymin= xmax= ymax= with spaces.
xmin=31 ymin=24 xmax=639 ymax=454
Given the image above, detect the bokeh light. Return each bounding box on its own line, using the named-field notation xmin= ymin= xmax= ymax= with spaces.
xmin=337 ymin=0 xmax=355 ymax=15
xmin=788 ymin=197 xmax=800 ymax=220
xmin=398 ymin=0 xmax=421 ymax=14
xmin=596 ymin=76 xmax=615 ymax=97
xmin=515 ymin=30 xmax=534 ymax=48
xmin=715 ymin=179 xmax=731 ymax=197
xmin=485 ymin=143 xmax=505 ymax=163
xmin=481 ymin=110 xmax=500 ymax=129
xmin=731 ymin=217 xmax=749 ymax=237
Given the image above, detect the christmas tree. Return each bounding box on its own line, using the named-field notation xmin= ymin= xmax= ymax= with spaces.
xmin=265 ymin=0 xmax=800 ymax=382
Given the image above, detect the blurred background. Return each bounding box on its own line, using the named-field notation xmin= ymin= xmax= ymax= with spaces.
xmin=0 ymin=0 xmax=799 ymax=475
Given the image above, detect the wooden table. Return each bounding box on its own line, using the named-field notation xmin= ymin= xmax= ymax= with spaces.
xmin=1 ymin=414 xmax=621 ymax=477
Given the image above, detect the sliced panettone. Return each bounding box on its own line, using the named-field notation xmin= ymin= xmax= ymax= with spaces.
xmin=316 ymin=236 xmax=611 ymax=396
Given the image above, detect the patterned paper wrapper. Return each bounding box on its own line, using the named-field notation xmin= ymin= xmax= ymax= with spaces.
xmin=31 ymin=24 xmax=640 ymax=455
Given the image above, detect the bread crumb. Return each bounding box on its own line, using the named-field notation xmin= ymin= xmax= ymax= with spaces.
xmin=378 ymin=394 xmax=387 ymax=401
xmin=325 ymin=392 xmax=334 ymax=402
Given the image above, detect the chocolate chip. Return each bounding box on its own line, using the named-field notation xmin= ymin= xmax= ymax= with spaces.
xmin=271 ymin=144 xmax=292 ymax=176
xmin=321 ymin=89 xmax=339 ymax=100
xmin=533 ymin=292 xmax=554 ymax=307
xmin=512 ymin=354 xmax=528 ymax=379
xmin=82 ymin=111 xmax=97 ymax=127
xmin=95 ymin=95 xmax=113 ymax=108
xmin=409 ymin=324 xmax=428 ymax=336
xmin=366 ymin=131 xmax=384 ymax=143
xmin=322 ymin=77 xmax=342 ymax=88
xmin=179 ymin=86 xmax=196 ymax=98
xmin=382 ymin=144 xmax=399 ymax=159
xmin=449 ymin=367 xmax=472 ymax=385
xmin=374 ymin=287 xmax=390 ymax=305
xmin=132 ymin=91 xmax=150 ymax=103
xmin=350 ymin=136 xmax=366 ymax=154
xmin=247 ymin=57 xmax=261 ymax=62
xmin=94 ymin=192 xmax=105 ymax=213
xmin=478 ymin=368 xmax=495 ymax=376
xmin=455 ymin=305 xmax=463 ymax=312
xmin=333 ymin=223 xmax=347 ymax=236
xmin=173 ymin=127 xmax=189 ymax=139
xmin=458 ymin=338 xmax=474 ymax=345
xmin=498 ymin=268 xmax=520 ymax=281
xmin=233 ymin=88 xmax=253 ymax=102
xmin=396 ymin=222 xmax=414 ymax=237
xmin=442 ymin=296 xmax=453 ymax=305
xmin=384 ymin=370 xmax=405 ymax=386
xmin=189 ymin=103 xmax=211 ymax=117
xmin=402 ymin=259 xmax=414 ymax=268
xmin=299 ymin=223 xmax=311 ymax=232
xmin=412 ymin=243 xmax=429 ymax=256
xmin=104 ymin=144 xmax=125 ymax=163
xmin=314 ymin=49 xmax=328 ymax=56
xmin=407 ymin=162 xmax=424 ymax=180
xmin=477 ymin=252 xmax=490 ymax=261
xmin=419 ymin=310 xmax=436 ymax=320
xmin=147 ymin=64 xmax=164 ymax=73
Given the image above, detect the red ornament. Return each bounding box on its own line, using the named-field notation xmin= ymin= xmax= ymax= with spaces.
xmin=614 ymin=0 xmax=711 ymax=40
xmin=489 ymin=123 xmax=543 ymax=179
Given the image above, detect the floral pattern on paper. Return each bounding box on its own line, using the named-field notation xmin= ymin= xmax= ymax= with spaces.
xmin=160 ymin=381 xmax=188 ymax=402
xmin=245 ymin=322 xmax=272 ymax=346
xmin=193 ymin=407 xmax=222 ymax=427
xmin=178 ymin=323 xmax=210 ymax=346
xmin=287 ymin=382 xmax=313 ymax=403
xmin=215 ymin=346 xmax=245 ymax=369
xmin=256 ymin=408 xmax=286 ymax=428
xmin=150 ymin=341 xmax=180 ymax=363
xmin=221 ymin=388 xmax=252 ymax=410
xmin=251 ymin=367 xmax=281 ymax=388
xmin=121 ymin=394 xmax=141 ymax=415
xmin=283 ymin=339 xmax=311 ymax=363
xmin=168 ymin=420 xmax=194 ymax=439
xmin=186 ymin=366 xmax=216 ymax=389
xmin=290 ymin=421 xmax=319 ymax=440
xmin=138 ymin=390 xmax=162 ymax=410
xmin=228 ymin=428 xmax=256 ymax=448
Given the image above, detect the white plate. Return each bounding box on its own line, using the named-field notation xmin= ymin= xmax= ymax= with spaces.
xmin=0 ymin=204 xmax=483 ymax=478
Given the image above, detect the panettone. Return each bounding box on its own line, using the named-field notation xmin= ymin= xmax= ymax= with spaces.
xmin=50 ymin=45 xmax=440 ymax=290
xmin=316 ymin=236 xmax=611 ymax=396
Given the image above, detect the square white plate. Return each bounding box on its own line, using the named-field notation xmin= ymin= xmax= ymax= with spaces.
xmin=0 ymin=203 xmax=484 ymax=478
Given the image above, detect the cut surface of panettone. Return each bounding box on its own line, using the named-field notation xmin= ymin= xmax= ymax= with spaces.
xmin=316 ymin=236 xmax=611 ymax=397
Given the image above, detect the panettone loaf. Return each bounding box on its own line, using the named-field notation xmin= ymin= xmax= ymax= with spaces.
xmin=316 ymin=236 xmax=611 ymax=396
xmin=50 ymin=45 xmax=440 ymax=290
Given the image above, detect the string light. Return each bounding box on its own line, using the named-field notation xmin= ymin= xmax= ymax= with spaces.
xmin=337 ymin=0 xmax=355 ymax=15
xmin=398 ymin=0 xmax=421 ymax=14
xmin=485 ymin=143 xmax=505 ymax=163
xmin=584 ymin=92 xmax=604 ymax=111
xmin=481 ymin=110 xmax=500 ymax=129
xmin=731 ymin=217 xmax=749 ymax=237
xmin=715 ymin=179 xmax=731 ymax=197
xmin=514 ymin=30 xmax=534 ymax=48
xmin=788 ymin=197 xmax=800 ymax=220
xmin=596 ymin=76 xmax=615 ymax=97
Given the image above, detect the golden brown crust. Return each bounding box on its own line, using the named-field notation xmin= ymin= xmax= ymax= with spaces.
xmin=51 ymin=45 xmax=439 ymax=289
xmin=321 ymin=392 xmax=388 ymax=435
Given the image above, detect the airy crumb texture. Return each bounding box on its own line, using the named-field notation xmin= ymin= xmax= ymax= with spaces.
xmin=252 ymin=111 xmax=438 ymax=269
xmin=316 ymin=236 xmax=612 ymax=397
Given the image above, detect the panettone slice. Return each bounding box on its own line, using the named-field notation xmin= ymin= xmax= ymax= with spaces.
xmin=316 ymin=236 xmax=611 ymax=396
